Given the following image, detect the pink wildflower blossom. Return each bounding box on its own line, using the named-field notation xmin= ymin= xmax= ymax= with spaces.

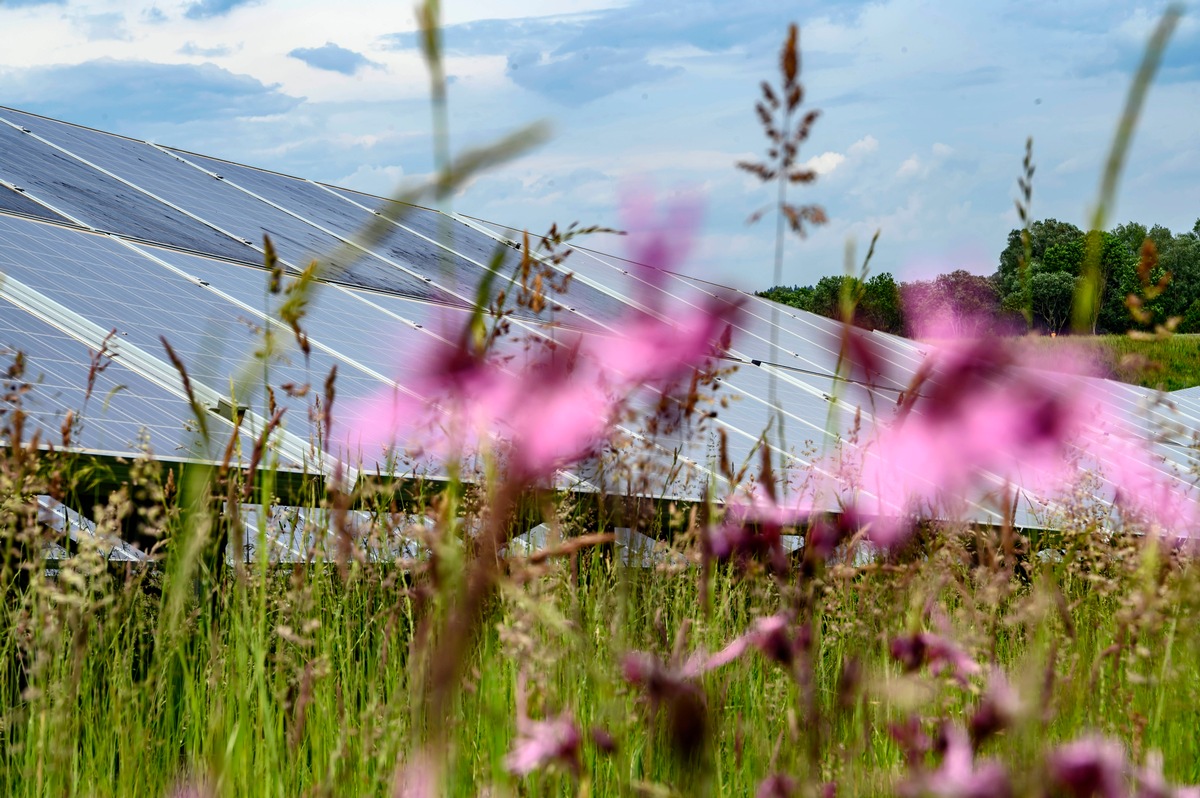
xmin=890 ymin=631 xmax=981 ymax=685
xmin=901 ymin=725 xmax=1011 ymax=798
xmin=706 ymin=614 xmax=809 ymax=670
xmin=1047 ymin=737 xmax=1128 ymax=798
xmin=842 ymin=328 xmax=1200 ymax=544
xmin=340 ymin=191 xmax=743 ymax=484
xmin=620 ymin=183 xmax=703 ymax=301
xmin=1136 ymin=751 xmax=1200 ymax=798
xmin=505 ymin=713 xmax=583 ymax=777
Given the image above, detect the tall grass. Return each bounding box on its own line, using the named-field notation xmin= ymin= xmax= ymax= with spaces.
xmin=1013 ymin=333 xmax=1200 ymax=391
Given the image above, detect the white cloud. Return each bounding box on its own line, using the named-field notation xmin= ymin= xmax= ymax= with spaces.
xmin=931 ymin=142 xmax=953 ymax=157
xmin=337 ymin=163 xmax=407 ymax=196
xmin=804 ymin=150 xmax=846 ymax=176
xmin=848 ymin=134 xmax=879 ymax=156
xmin=896 ymin=155 xmax=921 ymax=178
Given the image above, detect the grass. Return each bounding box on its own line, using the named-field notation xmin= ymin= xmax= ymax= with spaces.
xmin=1011 ymin=333 xmax=1200 ymax=391
xmin=5 ymin=468 xmax=1200 ymax=796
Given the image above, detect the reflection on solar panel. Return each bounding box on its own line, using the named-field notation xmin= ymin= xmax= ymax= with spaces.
xmin=2 ymin=103 xmax=1198 ymax=558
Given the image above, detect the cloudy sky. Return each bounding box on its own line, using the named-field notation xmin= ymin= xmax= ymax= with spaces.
xmin=1 ymin=0 xmax=1197 ymax=290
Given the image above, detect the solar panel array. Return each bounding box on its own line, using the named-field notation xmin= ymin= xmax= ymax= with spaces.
xmin=2 ymin=105 xmax=1198 ymax=560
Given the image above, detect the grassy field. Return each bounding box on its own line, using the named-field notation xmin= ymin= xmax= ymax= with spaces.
xmin=1012 ymin=333 xmax=1200 ymax=391
xmin=4 ymin=471 xmax=1200 ymax=796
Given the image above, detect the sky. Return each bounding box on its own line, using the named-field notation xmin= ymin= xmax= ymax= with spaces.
xmin=0 ymin=0 xmax=1197 ymax=291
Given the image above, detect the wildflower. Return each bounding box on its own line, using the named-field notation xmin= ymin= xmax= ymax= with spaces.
xmin=1047 ymin=737 xmax=1127 ymax=798
xmin=706 ymin=614 xmax=809 ymax=671
xmin=505 ymin=712 xmax=583 ymax=777
xmin=1135 ymin=751 xmax=1200 ymax=798
xmin=889 ymin=715 xmax=933 ymax=765
xmin=392 ymin=752 xmax=438 ymax=798
xmin=589 ymin=726 xmax=618 ymax=754
xmin=340 ymin=190 xmax=744 ymax=485
xmin=621 ymin=650 xmax=710 ymax=760
xmin=757 ymin=773 xmax=798 ymax=798
xmin=890 ymin=632 xmax=981 ymax=685
xmin=705 ymin=486 xmax=807 ymax=573
xmin=969 ymin=670 xmax=1021 ymax=748
xmin=901 ymin=725 xmax=1011 ymax=798
xmin=619 ymin=183 xmax=703 ymax=301
xmin=586 ymin=296 xmax=738 ymax=390
xmin=846 ymin=322 xmax=1200 ymax=543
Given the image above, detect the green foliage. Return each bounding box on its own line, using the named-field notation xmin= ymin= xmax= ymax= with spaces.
xmin=762 ymin=218 xmax=1200 ymax=342
xmin=757 ymin=272 xmax=904 ymax=334
xmin=1029 ymin=270 xmax=1078 ymax=333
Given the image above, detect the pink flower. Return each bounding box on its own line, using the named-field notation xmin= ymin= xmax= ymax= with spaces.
xmin=706 ymin=614 xmax=809 ymax=671
xmin=1047 ymin=737 xmax=1128 ymax=798
xmin=1136 ymin=751 xmax=1200 ymax=798
xmin=844 ymin=331 xmax=1200 ymax=545
xmin=392 ymin=752 xmax=438 ymax=798
xmin=586 ymin=297 xmax=737 ymax=389
xmin=890 ymin=632 xmax=981 ymax=685
xmin=901 ymin=725 xmax=1011 ymax=798
xmin=969 ymin=670 xmax=1021 ymax=747
xmin=620 ymin=183 xmax=703 ymax=300
xmin=505 ymin=713 xmax=583 ymax=777
xmin=340 ymin=191 xmax=744 ymax=486
xmin=757 ymin=773 xmax=799 ymax=798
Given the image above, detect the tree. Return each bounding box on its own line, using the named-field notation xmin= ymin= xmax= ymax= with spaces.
xmin=859 ymin=273 xmax=904 ymax=334
xmin=1030 ymin=271 xmax=1077 ymax=333
xmin=994 ymin=218 xmax=1084 ymax=303
xmin=901 ymin=270 xmax=1001 ymax=336
xmin=757 ymin=273 xmax=905 ymax=335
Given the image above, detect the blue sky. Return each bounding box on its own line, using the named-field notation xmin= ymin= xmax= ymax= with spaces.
xmin=0 ymin=0 xmax=1197 ymax=290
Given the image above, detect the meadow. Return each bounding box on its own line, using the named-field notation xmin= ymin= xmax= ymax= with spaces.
xmin=1017 ymin=333 xmax=1200 ymax=392
xmin=3 ymin=5 xmax=1200 ymax=798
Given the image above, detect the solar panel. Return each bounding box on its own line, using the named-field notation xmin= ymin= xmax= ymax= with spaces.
xmin=0 ymin=215 xmax=402 ymax=466
xmin=0 ymin=295 xmax=242 ymax=458
xmin=0 ymin=184 xmax=69 ymax=223
xmin=161 ymin=151 xmax=500 ymax=309
xmin=3 ymin=104 xmax=1198 ymax=536
xmin=325 ymin=185 xmax=632 ymax=324
xmin=0 ymin=117 xmax=255 ymax=262
xmin=126 ymin=240 xmax=445 ymax=396
xmin=0 ymin=108 xmax=463 ymax=304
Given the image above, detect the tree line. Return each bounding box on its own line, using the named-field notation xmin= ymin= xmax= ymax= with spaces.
xmin=758 ymin=218 xmax=1200 ymax=336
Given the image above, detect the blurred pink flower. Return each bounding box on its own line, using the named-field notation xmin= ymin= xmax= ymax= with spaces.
xmin=969 ymin=669 xmax=1021 ymax=747
xmin=706 ymin=614 xmax=809 ymax=671
xmin=901 ymin=725 xmax=1010 ymax=798
xmin=586 ymin=297 xmax=736 ymax=389
xmin=620 ymin=183 xmax=703 ymax=301
xmin=757 ymin=773 xmax=799 ymax=798
xmin=844 ymin=332 xmax=1200 ymax=544
xmin=1136 ymin=751 xmax=1200 ymax=798
xmin=506 ymin=713 xmax=583 ymax=776
xmin=890 ymin=631 xmax=981 ymax=685
xmin=1048 ymin=737 xmax=1128 ymax=798
xmin=392 ymin=751 xmax=438 ymax=798
xmin=339 ymin=190 xmax=743 ymax=485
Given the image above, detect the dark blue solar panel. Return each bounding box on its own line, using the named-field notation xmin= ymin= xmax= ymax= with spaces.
xmin=0 ymin=108 xmax=459 ymax=304
xmin=0 ymin=185 xmax=68 ymax=223
xmin=169 ymin=152 xmax=523 ymax=309
xmin=0 ymin=118 xmax=255 ymax=262
xmin=324 ymin=185 xmax=630 ymax=324
xmin=0 ymin=296 xmax=245 ymax=457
